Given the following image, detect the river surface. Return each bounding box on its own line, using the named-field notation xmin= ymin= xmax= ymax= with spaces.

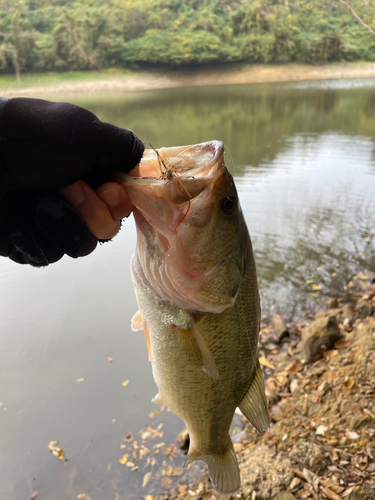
xmin=1 ymin=78 xmax=375 ymax=499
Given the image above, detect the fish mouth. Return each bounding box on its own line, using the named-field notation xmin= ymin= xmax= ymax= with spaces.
xmin=113 ymin=141 xmax=225 ymax=239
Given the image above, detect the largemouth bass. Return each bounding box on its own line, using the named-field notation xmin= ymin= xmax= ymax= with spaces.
xmin=116 ymin=141 xmax=269 ymax=495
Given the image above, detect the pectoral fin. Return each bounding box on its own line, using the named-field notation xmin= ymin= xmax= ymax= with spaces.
xmin=131 ymin=310 xmax=143 ymax=331
xmin=177 ymin=322 xmax=219 ymax=380
xmin=238 ymin=362 xmax=270 ymax=433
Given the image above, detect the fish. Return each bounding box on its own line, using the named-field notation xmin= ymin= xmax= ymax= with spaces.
xmin=115 ymin=141 xmax=269 ymax=495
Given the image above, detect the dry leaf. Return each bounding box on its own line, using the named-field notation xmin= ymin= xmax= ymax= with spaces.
xmin=108 ymin=357 xmax=113 ymax=362
xmin=322 ymin=487 xmax=342 ymax=500
xmin=142 ymin=471 xmax=152 ymax=488
xmin=334 ymin=340 xmax=350 ymax=349
xmin=143 ymin=496 xmax=157 ymax=500
xmin=118 ymin=453 xmax=128 ymax=465
xmin=122 ymin=380 xmax=129 ymax=387
xmin=30 ymin=492 xmax=38 ymax=500
xmin=346 ymin=430 xmax=359 ymax=440
xmin=76 ymin=378 xmax=84 ymax=383
xmin=259 ymin=356 xmax=275 ymax=369
xmin=303 ymin=468 xmax=319 ymax=492
xmin=148 ymin=410 xmax=159 ymax=419
xmin=299 ymin=488 xmax=311 ymax=498
xmin=77 ymin=495 xmax=92 ymax=500
xmin=316 ymin=425 xmax=329 ymax=436
xmin=48 ymin=441 xmax=66 ymax=461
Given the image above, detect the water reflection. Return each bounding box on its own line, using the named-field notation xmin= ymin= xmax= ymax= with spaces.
xmin=1 ymin=78 xmax=375 ymax=499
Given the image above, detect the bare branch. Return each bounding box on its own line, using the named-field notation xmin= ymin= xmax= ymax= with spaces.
xmin=337 ymin=0 xmax=375 ymax=35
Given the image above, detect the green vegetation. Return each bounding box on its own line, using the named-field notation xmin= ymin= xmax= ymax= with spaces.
xmin=1 ymin=0 xmax=375 ymax=79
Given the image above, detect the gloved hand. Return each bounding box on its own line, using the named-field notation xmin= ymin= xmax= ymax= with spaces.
xmin=0 ymin=97 xmax=144 ymax=266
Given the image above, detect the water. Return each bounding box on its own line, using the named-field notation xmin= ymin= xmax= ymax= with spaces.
xmin=1 ymin=78 xmax=375 ymax=499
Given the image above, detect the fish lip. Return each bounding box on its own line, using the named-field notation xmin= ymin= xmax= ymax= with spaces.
xmin=113 ymin=140 xmax=225 ymax=199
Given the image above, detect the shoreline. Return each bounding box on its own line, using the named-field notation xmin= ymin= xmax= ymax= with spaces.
xmin=1 ymin=62 xmax=375 ymax=97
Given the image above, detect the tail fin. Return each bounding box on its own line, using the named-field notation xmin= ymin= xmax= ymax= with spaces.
xmin=184 ymin=439 xmax=240 ymax=496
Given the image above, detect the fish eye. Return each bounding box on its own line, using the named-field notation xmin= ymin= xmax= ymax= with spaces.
xmin=221 ymin=195 xmax=237 ymax=216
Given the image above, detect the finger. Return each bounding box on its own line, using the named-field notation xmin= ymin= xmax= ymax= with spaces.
xmin=96 ymin=182 xmax=133 ymax=221
xmin=60 ymin=181 xmax=120 ymax=240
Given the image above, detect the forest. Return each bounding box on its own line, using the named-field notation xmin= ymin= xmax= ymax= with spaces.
xmin=1 ymin=0 xmax=375 ymax=78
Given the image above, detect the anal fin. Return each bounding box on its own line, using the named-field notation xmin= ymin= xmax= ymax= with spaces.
xmin=178 ymin=321 xmax=219 ymax=380
xmin=239 ymin=362 xmax=270 ymax=433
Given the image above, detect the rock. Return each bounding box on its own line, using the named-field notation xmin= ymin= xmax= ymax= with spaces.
xmin=340 ymin=399 xmax=372 ymax=430
xmin=273 ymin=493 xmax=297 ymax=500
xmin=340 ymin=303 xmax=355 ymax=324
xmin=355 ymin=298 xmax=373 ymax=319
xmin=300 ymin=314 xmax=341 ymax=363
xmin=176 ymin=427 xmax=189 ymax=452
xmin=271 ymin=316 xmax=289 ymax=341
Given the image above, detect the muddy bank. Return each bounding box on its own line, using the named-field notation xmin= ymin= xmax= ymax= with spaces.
xmin=3 ymin=62 xmax=375 ymax=97
xmin=165 ymin=274 xmax=375 ymax=500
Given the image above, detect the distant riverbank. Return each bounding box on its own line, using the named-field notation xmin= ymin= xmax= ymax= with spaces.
xmin=1 ymin=62 xmax=375 ymax=97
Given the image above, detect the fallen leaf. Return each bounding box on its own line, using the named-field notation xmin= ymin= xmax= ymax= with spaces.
xmin=334 ymin=339 xmax=350 ymax=349
xmin=259 ymin=356 xmax=275 ymax=369
xmin=30 ymin=492 xmax=38 ymax=500
xmin=48 ymin=441 xmax=66 ymax=461
xmin=303 ymin=468 xmax=319 ymax=492
xmin=299 ymin=488 xmax=311 ymax=498
xmin=143 ymin=496 xmax=157 ymax=500
xmin=108 ymin=357 xmax=113 ymax=362
xmin=311 ymin=284 xmax=322 ymax=291
xmin=76 ymin=378 xmax=84 ymax=383
xmin=111 ymin=419 xmax=116 ymax=423
xmin=142 ymin=471 xmax=152 ymax=488
xmin=322 ymin=487 xmax=342 ymax=500
xmin=346 ymin=430 xmax=359 ymax=440
xmin=122 ymin=380 xmax=129 ymax=387
xmin=316 ymin=425 xmax=329 ymax=436
xmin=77 ymin=495 xmax=92 ymax=500
xmin=148 ymin=410 xmax=159 ymax=419
xmin=118 ymin=453 xmax=129 ymax=465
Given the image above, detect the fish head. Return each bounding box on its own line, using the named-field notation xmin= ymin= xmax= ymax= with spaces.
xmin=116 ymin=141 xmax=249 ymax=313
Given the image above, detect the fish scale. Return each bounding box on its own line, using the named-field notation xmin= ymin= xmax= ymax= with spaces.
xmin=116 ymin=141 xmax=270 ymax=495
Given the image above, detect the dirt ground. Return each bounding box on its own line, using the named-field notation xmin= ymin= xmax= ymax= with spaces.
xmin=156 ymin=274 xmax=375 ymax=500
xmin=3 ymin=62 xmax=375 ymax=97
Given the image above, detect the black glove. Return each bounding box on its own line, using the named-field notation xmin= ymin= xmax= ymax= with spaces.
xmin=0 ymin=97 xmax=144 ymax=266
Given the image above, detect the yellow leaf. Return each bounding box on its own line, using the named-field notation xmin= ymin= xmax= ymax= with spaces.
xmin=118 ymin=453 xmax=129 ymax=465
xmin=142 ymin=471 xmax=152 ymax=488
xmin=311 ymin=284 xmax=322 ymax=291
xmin=48 ymin=441 xmax=66 ymax=461
xmin=306 ymin=279 xmax=313 ymax=284
xmin=143 ymin=496 xmax=157 ymax=500
xmin=259 ymin=356 xmax=275 ymax=369
xmin=311 ymin=292 xmax=318 ymax=297
xmin=122 ymin=380 xmax=129 ymax=387
xmin=364 ymin=237 xmax=371 ymax=243
xmin=76 ymin=378 xmax=85 ymax=383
